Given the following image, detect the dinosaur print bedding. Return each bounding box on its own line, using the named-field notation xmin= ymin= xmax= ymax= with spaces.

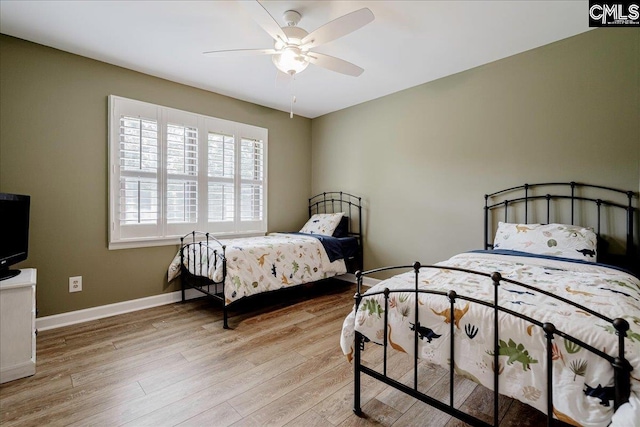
xmin=168 ymin=233 xmax=350 ymax=305
xmin=340 ymin=251 xmax=640 ymax=427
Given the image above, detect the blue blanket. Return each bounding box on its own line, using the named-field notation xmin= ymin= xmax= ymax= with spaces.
xmin=286 ymin=232 xmax=359 ymax=263
xmin=469 ymin=249 xmax=637 ymax=276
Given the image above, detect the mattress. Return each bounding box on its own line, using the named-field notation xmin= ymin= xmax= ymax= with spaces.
xmin=169 ymin=233 xmax=356 ymax=305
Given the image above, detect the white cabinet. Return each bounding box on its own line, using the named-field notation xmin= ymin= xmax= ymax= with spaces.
xmin=0 ymin=269 xmax=36 ymax=383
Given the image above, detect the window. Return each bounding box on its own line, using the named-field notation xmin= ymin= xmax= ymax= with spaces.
xmin=108 ymin=96 xmax=268 ymax=249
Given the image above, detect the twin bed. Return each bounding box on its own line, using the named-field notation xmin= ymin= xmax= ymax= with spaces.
xmin=168 ymin=191 xmax=362 ymax=329
xmin=168 ymin=182 xmax=638 ymax=426
xmin=340 ymin=182 xmax=638 ymax=427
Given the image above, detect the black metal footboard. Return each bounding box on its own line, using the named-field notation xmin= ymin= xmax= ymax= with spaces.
xmin=352 ymin=263 xmax=633 ymax=427
xmin=179 ymin=231 xmax=229 ymax=328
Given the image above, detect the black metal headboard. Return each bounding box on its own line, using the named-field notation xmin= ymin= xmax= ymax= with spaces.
xmin=309 ymin=191 xmax=363 ymax=270
xmin=484 ymin=182 xmax=637 ymax=269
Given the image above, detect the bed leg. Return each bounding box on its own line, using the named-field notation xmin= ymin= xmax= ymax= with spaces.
xmin=353 ymin=331 xmax=363 ymax=416
xmin=223 ymin=306 xmax=229 ymax=329
xmin=613 ymin=357 xmax=632 ymax=410
xmin=613 ymin=318 xmax=632 ymax=410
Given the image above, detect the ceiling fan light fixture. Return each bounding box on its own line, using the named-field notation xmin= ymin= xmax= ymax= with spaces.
xmin=272 ymin=47 xmax=309 ymax=75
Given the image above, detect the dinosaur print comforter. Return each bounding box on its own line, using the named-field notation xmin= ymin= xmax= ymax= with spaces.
xmin=168 ymin=233 xmax=348 ymax=305
xmin=340 ymin=251 xmax=640 ymax=427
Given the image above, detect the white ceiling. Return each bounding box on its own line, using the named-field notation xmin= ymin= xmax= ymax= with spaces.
xmin=0 ymin=1 xmax=592 ymax=119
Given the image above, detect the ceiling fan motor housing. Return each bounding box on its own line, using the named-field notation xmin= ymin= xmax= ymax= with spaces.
xmin=283 ymin=10 xmax=302 ymax=26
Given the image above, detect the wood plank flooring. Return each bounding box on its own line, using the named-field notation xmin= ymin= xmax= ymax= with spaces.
xmin=1 ymin=280 xmax=553 ymax=426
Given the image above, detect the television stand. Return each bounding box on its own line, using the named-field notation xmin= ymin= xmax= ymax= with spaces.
xmin=0 ymin=268 xmax=37 ymax=383
xmin=0 ymin=269 xmax=22 ymax=281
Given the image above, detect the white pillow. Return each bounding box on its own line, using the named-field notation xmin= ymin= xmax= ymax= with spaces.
xmin=493 ymin=222 xmax=597 ymax=262
xmin=300 ymin=213 xmax=344 ymax=236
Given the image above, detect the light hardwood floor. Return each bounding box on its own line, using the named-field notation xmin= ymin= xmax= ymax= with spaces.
xmin=1 ymin=280 xmax=551 ymax=426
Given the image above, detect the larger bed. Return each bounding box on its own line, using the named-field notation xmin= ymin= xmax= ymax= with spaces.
xmin=169 ymin=191 xmax=362 ymax=328
xmin=340 ymin=182 xmax=639 ymax=427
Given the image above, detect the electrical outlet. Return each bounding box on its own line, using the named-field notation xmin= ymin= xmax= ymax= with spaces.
xmin=69 ymin=276 xmax=82 ymax=293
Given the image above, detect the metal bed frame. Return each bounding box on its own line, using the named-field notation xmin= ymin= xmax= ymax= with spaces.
xmin=179 ymin=191 xmax=363 ymax=329
xmin=352 ymin=182 xmax=638 ymax=426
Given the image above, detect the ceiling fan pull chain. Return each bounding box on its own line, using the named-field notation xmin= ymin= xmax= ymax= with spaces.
xmin=290 ymin=95 xmax=297 ymax=118
xmin=290 ymin=74 xmax=297 ymax=118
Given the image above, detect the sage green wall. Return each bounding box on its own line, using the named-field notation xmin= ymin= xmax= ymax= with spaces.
xmin=2 ymin=28 xmax=638 ymax=317
xmin=311 ymin=29 xmax=640 ymax=270
xmin=0 ymin=35 xmax=312 ymax=317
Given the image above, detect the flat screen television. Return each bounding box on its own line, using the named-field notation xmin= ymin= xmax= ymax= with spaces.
xmin=0 ymin=193 xmax=30 ymax=281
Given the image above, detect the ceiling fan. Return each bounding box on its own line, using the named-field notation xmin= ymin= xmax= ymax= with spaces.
xmin=204 ymin=1 xmax=375 ymax=78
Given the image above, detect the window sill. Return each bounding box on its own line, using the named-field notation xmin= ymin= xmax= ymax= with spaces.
xmin=108 ymin=231 xmax=267 ymax=250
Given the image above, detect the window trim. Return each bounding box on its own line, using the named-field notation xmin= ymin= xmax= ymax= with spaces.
xmin=108 ymin=95 xmax=268 ymax=250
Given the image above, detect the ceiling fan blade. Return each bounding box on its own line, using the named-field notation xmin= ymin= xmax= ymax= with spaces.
xmin=300 ymin=8 xmax=374 ymax=49
xmin=239 ymin=0 xmax=288 ymax=43
xmin=203 ymin=48 xmax=277 ymax=56
xmin=305 ymin=52 xmax=364 ymax=77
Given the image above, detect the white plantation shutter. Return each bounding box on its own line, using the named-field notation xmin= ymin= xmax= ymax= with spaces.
xmin=240 ymin=138 xmax=264 ymax=222
xmin=166 ymin=124 xmax=198 ymax=224
xmin=109 ymin=96 xmax=268 ymax=249
xmin=166 ymin=180 xmax=197 ymax=222
xmin=208 ymin=182 xmax=234 ymax=221
xmin=119 ymin=116 xmax=159 ymax=226
xmin=208 ymin=132 xmax=234 ymax=223
xmin=120 ymin=177 xmax=158 ymax=224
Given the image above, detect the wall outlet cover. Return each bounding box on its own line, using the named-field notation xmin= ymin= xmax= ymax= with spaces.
xmin=69 ymin=276 xmax=82 ymax=293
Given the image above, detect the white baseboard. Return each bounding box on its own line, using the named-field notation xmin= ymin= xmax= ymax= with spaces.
xmin=36 ymin=288 xmax=202 ymax=332
xmin=336 ymin=273 xmax=380 ymax=288
xmin=36 ymin=275 xmax=381 ymax=332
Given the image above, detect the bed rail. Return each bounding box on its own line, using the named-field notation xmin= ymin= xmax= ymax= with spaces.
xmin=353 ymin=263 xmax=633 ymax=426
